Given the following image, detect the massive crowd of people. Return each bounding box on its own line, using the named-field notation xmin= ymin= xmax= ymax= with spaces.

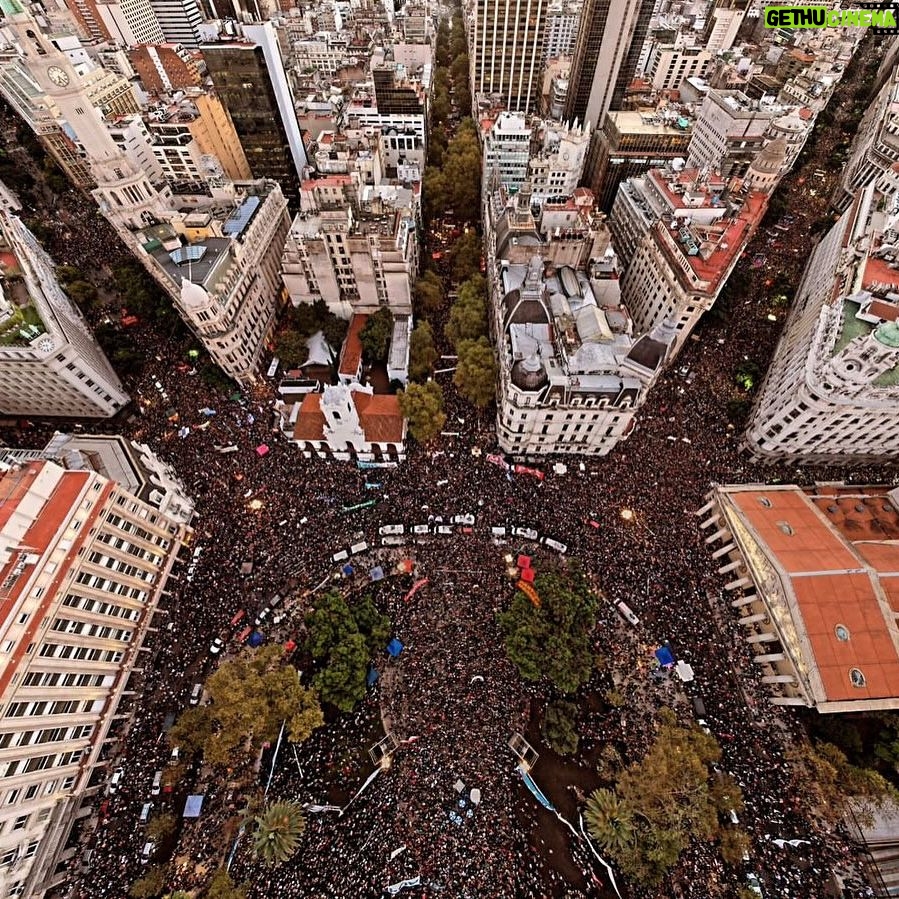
xmin=0 ymin=45 xmax=895 ymax=899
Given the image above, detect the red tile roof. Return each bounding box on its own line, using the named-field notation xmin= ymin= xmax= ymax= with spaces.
xmin=290 ymin=389 xmax=405 ymax=445
xmin=728 ymin=487 xmax=899 ymax=704
xmin=339 ymin=314 xmax=368 ymax=377
xmin=355 ymin=393 xmax=405 ymax=443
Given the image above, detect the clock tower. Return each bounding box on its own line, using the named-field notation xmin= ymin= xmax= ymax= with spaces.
xmin=5 ymin=9 xmax=171 ymax=229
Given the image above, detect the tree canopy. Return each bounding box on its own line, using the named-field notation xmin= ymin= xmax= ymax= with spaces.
xmin=168 ymin=645 xmax=323 ymax=767
xmin=359 ymin=307 xmax=394 ymax=364
xmin=445 ymin=276 xmax=488 ymax=349
xmin=455 ymin=336 xmax=496 ymax=407
xmin=398 ymin=381 xmax=446 ymax=443
xmin=251 ymin=801 xmax=305 ymax=868
xmin=305 ymin=591 xmax=391 ymax=711
xmin=413 ymin=271 xmax=444 ymax=318
xmin=449 ymin=231 xmax=482 ymax=283
xmin=205 ymin=868 xmax=248 ymax=899
xmin=497 ymin=570 xmax=597 ymax=693
xmin=584 ymin=710 xmax=748 ymax=887
xmin=409 ymin=321 xmax=439 ymax=382
xmin=424 ymin=119 xmax=481 ymax=224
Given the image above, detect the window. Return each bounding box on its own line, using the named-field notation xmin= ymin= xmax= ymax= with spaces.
xmin=12 ymin=816 xmax=27 ymax=832
xmin=835 ymin=625 xmax=850 ymax=642
xmin=850 ymin=668 xmax=866 ymax=688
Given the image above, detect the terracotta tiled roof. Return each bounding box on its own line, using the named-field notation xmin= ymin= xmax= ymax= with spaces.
xmin=729 ymin=488 xmax=899 ymax=704
xmin=290 ymin=390 xmax=405 ymax=445
xmin=291 ymin=393 xmax=326 ymax=441
xmin=355 ymin=393 xmax=405 ymax=443
xmin=868 ymin=300 xmax=899 ymax=322
xmin=339 ymin=314 xmax=369 ymax=377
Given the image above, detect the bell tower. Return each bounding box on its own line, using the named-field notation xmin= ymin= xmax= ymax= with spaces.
xmin=4 ymin=7 xmax=171 ymax=229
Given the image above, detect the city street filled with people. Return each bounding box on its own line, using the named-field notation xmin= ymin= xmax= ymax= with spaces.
xmin=0 ymin=47 xmax=895 ymax=898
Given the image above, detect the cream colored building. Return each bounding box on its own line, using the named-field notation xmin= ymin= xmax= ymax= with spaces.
xmin=0 ymin=457 xmax=190 ymax=899
xmin=0 ymin=213 xmax=128 ymax=420
xmin=188 ymin=93 xmax=253 ymax=183
xmin=746 ymin=177 xmax=899 ymax=462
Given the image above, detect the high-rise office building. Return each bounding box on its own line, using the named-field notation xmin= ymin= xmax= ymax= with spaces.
xmin=563 ymin=0 xmax=653 ymax=129
xmin=0 ymin=456 xmax=190 ymax=899
xmin=202 ymin=23 xmax=307 ymax=206
xmin=472 ymin=0 xmax=548 ymax=114
xmin=147 ymin=0 xmax=203 ymax=48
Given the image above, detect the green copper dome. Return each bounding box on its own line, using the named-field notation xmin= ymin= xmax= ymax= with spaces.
xmin=874 ymin=320 xmax=899 ymax=348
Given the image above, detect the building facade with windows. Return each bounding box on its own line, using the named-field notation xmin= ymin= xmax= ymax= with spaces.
xmin=472 ymin=0 xmax=548 ymax=114
xmin=745 ymin=177 xmax=899 ymax=462
xmin=0 ymin=212 xmax=129 ymax=420
xmin=611 ymin=166 xmax=768 ymax=358
xmin=0 ymin=457 xmax=190 ymax=899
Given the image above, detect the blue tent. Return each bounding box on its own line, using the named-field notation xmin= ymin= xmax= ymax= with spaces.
xmin=367 ymin=667 xmax=379 ymax=686
xmin=655 ymin=645 xmax=675 ymax=667
xmin=248 ymin=631 xmax=264 ymax=648
xmin=386 ymin=638 xmax=404 ymax=658
xmin=183 ymin=794 xmax=204 ymax=818
xmin=370 ymin=566 xmax=385 ymax=581
xmin=342 ymin=564 xmax=354 ymax=576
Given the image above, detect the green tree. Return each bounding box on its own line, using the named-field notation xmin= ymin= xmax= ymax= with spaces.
xmin=313 ymin=632 xmax=369 ymax=711
xmin=409 ymin=321 xmax=438 ymax=382
xmin=398 ymin=380 xmax=446 ymax=443
xmin=449 ymin=231 xmax=482 ymax=283
xmin=66 ymin=280 xmax=99 ymax=307
xmin=360 ymin=307 xmax=394 ymax=363
xmin=443 ymin=120 xmax=482 ymax=223
xmin=424 ymin=167 xmax=448 ymax=219
xmin=497 ymin=571 xmax=597 ymax=693
xmin=542 ymin=700 xmax=579 ymax=755
xmin=786 ymin=740 xmax=899 ymax=825
xmin=413 ymin=271 xmax=444 ymax=317
xmin=584 ymin=788 xmax=634 ymax=854
xmin=275 ymin=329 xmax=309 ymax=368
xmin=146 ymin=811 xmax=178 ymax=844
xmin=205 ymin=868 xmax=248 ymax=899
xmin=251 ymin=802 xmax=305 ymax=868
xmin=168 ymin=646 xmax=322 ymax=767
xmin=445 ymin=276 xmax=488 ymax=348
xmin=305 ymin=592 xmax=391 ymax=712
xmin=129 ymin=867 xmax=165 ymax=898
xmin=450 ymin=53 xmax=470 ymax=91
xmin=585 ymin=711 xmax=741 ymax=887
xmin=454 ymin=337 xmax=496 ymax=406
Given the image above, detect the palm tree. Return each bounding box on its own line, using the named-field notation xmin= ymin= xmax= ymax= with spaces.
xmin=251 ymin=802 xmax=305 ymax=868
xmin=584 ymin=788 xmax=634 ymax=854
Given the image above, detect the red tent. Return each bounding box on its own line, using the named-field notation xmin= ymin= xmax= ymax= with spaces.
xmin=520 ymin=567 xmax=536 ymax=583
xmin=517 ymin=554 xmax=531 ymax=569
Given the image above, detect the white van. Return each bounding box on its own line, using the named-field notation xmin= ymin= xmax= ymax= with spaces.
xmin=331 ymin=549 xmax=349 ymax=563
xmin=616 ymin=601 xmax=640 ymax=627
xmin=541 ymin=537 xmax=568 ymax=553
xmin=108 ymin=768 xmax=123 ymax=794
xmin=491 ymin=526 xmax=507 ymax=537
xmin=349 ymin=541 xmax=369 ymax=555
xmin=434 ymin=524 xmax=453 ymax=535
xmin=190 ymin=683 xmax=203 ymax=705
xmin=512 ymin=526 xmax=539 ymax=541
xmin=412 ymin=524 xmax=430 ymax=535
xmin=378 ymin=524 xmax=404 ymax=536
xmin=139 ymin=802 xmax=153 ymax=824
xmin=381 ymin=536 xmax=405 ymax=546
xmin=141 ymin=842 xmax=155 ymax=864
xmin=452 ymin=514 xmax=475 ymax=526
xmin=151 ymin=770 xmax=163 ymax=797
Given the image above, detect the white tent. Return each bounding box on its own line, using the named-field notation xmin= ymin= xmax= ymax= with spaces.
xmin=302 ymin=331 xmax=335 ymax=367
xmin=675 ymin=660 xmax=695 ymax=683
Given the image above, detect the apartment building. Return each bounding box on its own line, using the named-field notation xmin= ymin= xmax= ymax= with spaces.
xmin=0 ymin=457 xmax=189 ymax=899
xmin=612 ymin=166 xmax=768 ymax=356
xmin=472 ymin=0 xmax=548 ymax=114
xmin=281 ymin=176 xmax=418 ymax=319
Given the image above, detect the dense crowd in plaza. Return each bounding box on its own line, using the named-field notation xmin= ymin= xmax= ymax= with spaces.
xmin=0 ymin=66 xmax=895 ymax=898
